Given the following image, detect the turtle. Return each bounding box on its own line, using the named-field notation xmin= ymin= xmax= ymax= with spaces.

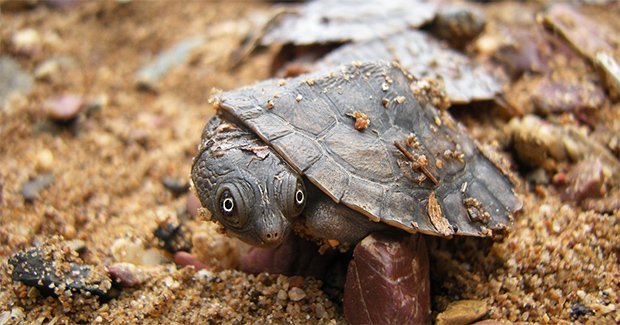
xmin=191 ymin=61 xmax=521 ymax=323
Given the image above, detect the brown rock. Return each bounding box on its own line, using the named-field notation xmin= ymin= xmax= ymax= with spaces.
xmin=560 ymin=158 xmax=607 ymax=203
xmin=108 ymin=263 xmax=146 ymax=287
xmin=43 ymin=94 xmax=84 ymax=122
xmin=162 ymin=177 xmax=189 ymax=197
xmin=289 ymin=275 xmax=304 ymax=288
xmin=492 ymin=27 xmax=548 ymax=79
xmin=21 ymin=173 xmax=54 ymax=203
xmin=288 ymin=287 xmax=306 ymax=302
xmin=436 ymin=300 xmax=489 ymax=325
xmin=542 ymin=4 xmax=620 ymax=99
xmin=344 ymin=233 xmax=430 ymax=325
xmin=543 ymin=4 xmax=616 ymax=65
xmin=531 ymin=77 xmax=605 ymax=115
xmin=430 ymin=6 xmax=485 ymax=49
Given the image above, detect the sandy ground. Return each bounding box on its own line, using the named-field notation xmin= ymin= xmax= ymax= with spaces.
xmin=0 ymin=0 xmax=618 ymax=323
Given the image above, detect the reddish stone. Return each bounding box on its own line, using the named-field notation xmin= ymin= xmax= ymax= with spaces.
xmin=108 ymin=263 xmax=143 ymax=288
xmin=531 ymin=77 xmax=605 ymax=115
xmin=344 ymin=233 xmax=430 ymax=325
xmin=561 ymin=158 xmax=606 ymax=203
xmin=43 ymin=94 xmax=84 ymax=122
xmin=289 ymin=275 xmax=305 ymax=288
xmin=173 ymin=251 xmax=208 ymax=271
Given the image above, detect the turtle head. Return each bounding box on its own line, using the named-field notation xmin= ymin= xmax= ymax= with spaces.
xmin=191 ymin=119 xmax=307 ymax=247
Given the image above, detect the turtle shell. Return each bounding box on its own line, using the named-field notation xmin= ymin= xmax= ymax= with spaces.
xmin=214 ymin=61 xmax=521 ymax=237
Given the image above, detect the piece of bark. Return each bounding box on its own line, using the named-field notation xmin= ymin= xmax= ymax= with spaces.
xmin=260 ymin=0 xmax=437 ymax=46
xmin=542 ymin=4 xmax=620 ymax=99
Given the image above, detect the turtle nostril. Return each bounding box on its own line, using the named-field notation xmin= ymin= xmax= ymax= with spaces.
xmin=262 ymin=231 xmax=281 ymax=244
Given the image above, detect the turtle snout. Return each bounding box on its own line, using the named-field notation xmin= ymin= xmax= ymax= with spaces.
xmin=257 ymin=214 xmax=289 ymax=247
xmin=260 ymin=229 xmax=282 ymax=245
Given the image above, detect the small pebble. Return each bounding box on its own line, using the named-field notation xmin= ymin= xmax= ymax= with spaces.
xmin=65 ymin=239 xmax=86 ymax=253
xmin=570 ymin=302 xmax=592 ymax=319
xmin=12 ymin=28 xmax=41 ymax=56
xmin=34 ymin=59 xmax=61 ymax=81
xmin=315 ymin=303 xmax=328 ymax=319
xmin=0 ymin=56 xmax=34 ymax=107
xmin=110 ymin=238 xmax=166 ymax=266
xmin=135 ymin=36 xmax=205 ymax=90
xmin=43 ymin=94 xmax=84 ymax=122
xmin=349 ymin=111 xmax=369 ymax=131
xmin=108 ymin=263 xmax=144 ymax=287
xmin=561 ymin=158 xmax=606 ymax=203
xmin=277 ymin=289 xmax=288 ymax=301
xmin=154 ymin=221 xmax=192 ymax=254
xmin=35 ymin=149 xmax=55 ymax=172
xmin=288 ymin=287 xmax=306 ymax=301
xmin=21 ymin=173 xmax=54 ymax=203
xmin=430 ymin=6 xmax=486 ymax=49
xmin=162 ymin=177 xmax=189 ymax=197
xmin=436 ymin=300 xmax=489 ymax=325
xmin=289 ymin=275 xmax=304 ymax=288
xmin=173 ymin=251 xmax=208 ymax=271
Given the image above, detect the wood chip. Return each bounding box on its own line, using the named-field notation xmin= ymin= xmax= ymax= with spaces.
xmin=427 ymin=192 xmax=452 ymax=236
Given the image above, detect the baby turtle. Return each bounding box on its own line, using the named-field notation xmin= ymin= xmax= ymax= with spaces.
xmin=192 ymin=61 xmax=521 ymax=322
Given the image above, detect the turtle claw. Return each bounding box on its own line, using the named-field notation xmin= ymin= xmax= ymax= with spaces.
xmin=344 ymin=232 xmax=430 ymax=325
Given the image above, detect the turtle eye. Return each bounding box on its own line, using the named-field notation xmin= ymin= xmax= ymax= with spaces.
xmin=215 ymin=185 xmax=250 ymax=230
xmin=294 ymin=180 xmax=305 ymax=208
xmin=220 ymin=190 xmax=235 ymax=217
xmin=295 ymin=188 xmax=304 ymax=206
xmin=222 ymin=197 xmax=234 ymax=214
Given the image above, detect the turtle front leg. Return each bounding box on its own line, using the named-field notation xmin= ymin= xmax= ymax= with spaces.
xmin=344 ymin=232 xmax=430 ymax=324
xmin=298 ymin=188 xmax=389 ymax=247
